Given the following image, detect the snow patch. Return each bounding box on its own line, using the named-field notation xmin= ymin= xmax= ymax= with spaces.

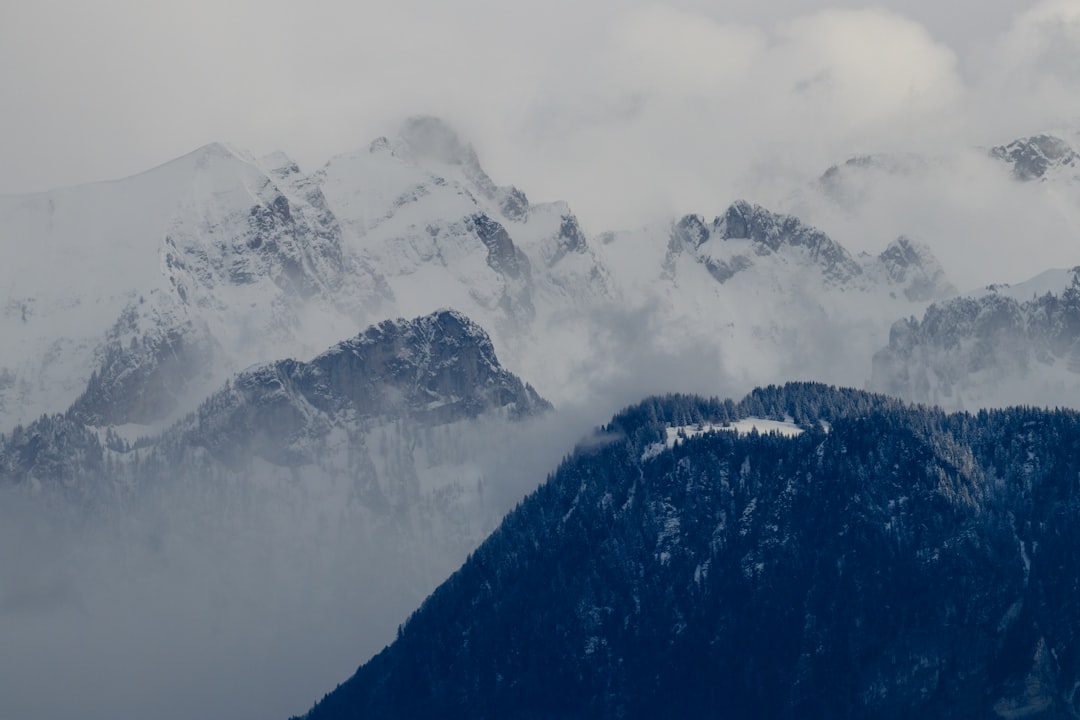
xmin=665 ymin=418 xmax=805 ymax=448
xmin=644 ymin=417 xmax=807 ymax=460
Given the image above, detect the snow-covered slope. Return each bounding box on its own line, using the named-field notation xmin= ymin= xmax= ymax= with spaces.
xmin=313 ymin=116 xmax=612 ymax=401
xmin=0 ymin=118 xmax=611 ymax=433
xmin=871 ymin=267 xmax=1080 ymax=409
xmin=32 ymin=118 xmax=1080 ymax=440
xmin=0 ymin=143 xmax=385 ymax=432
xmin=1 ymin=309 xmax=548 ymax=492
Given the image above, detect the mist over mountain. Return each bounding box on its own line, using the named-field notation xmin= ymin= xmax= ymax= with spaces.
xmin=0 ymin=116 xmax=968 ymax=437
xmin=0 ymin=309 xmax=565 ymax=720
xmin=1 ymin=112 xmax=1079 ymax=720
xmin=5 ymin=0 xmax=1080 ymax=717
xmin=991 ymin=134 xmax=1080 ymax=182
xmin=779 ymin=129 xmax=1080 ymax=294
xmin=872 ymin=268 xmax=1080 ymax=410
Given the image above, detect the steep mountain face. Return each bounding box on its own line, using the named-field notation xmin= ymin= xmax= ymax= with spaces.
xmin=875 ymin=235 xmax=954 ymax=302
xmin=297 ymin=384 xmax=1080 ymax=720
xmin=312 ymin=116 xmax=612 ymax=401
xmin=664 ymin=200 xmax=952 ymax=300
xmin=0 ymin=142 xmax=384 ymax=434
xmin=991 ymin=134 xmax=1080 ymax=181
xmin=596 ymin=201 xmax=954 ymax=389
xmin=0 ymin=310 xmax=557 ymax=720
xmin=0 ymin=310 xmax=546 ymax=498
xmin=0 ymin=117 xmax=610 ymax=433
xmin=791 ymin=134 xmax=1080 ymax=298
xmin=173 ymin=309 xmax=548 ymax=471
xmin=872 ymin=268 xmax=1080 ymax=409
xmin=1 ymin=117 xmax=976 ymax=432
xmin=670 ymin=201 xmax=864 ymax=285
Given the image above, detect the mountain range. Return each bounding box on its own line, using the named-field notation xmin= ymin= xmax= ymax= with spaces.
xmin=2 ymin=118 xmax=1080 ymax=720
xmin=0 ymin=116 xmax=969 ymax=440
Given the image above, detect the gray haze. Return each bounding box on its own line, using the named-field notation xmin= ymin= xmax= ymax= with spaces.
xmin=0 ymin=409 xmax=597 ymax=720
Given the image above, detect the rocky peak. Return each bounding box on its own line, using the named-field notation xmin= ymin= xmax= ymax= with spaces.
xmin=394 ymin=116 xmax=530 ymax=222
xmin=991 ymin=134 xmax=1079 ymax=181
xmin=368 ymin=135 xmax=392 ymax=154
xmin=712 ymin=201 xmax=863 ymax=282
xmin=308 ymin=309 xmax=549 ymax=423
xmin=469 ymin=213 xmax=531 ymax=281
xmin=556 ymin=214 xmax=587 ymax=254
xmin=183 ymin=310 xmax=550 ymax=468
xmin=672 ymin=214 xmax=711 ymax=249
xmin=820 ymin=153 xmax=927 ymax=181
xmin=713 ymin=200 xmax=753 ymax=241
xmin=877 ymin=236 xmax=956 ymax=301
xmin=496 ymin=185 xmax=530 ymax=222
xmin=187 ymin=141 xmax=241 ymax=167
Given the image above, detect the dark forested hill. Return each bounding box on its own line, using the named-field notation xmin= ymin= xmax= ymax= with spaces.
xmin=296 ymin=383 xmax=1080 ymax=720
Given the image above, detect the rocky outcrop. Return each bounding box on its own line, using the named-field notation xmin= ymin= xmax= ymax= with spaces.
xmin=180 ymin=309 xmax=549 ymax=468
xmin=991 ymin=134 xmax=1079 ymax=181
xmin=871 ymin=269 xmax=1080 ymax=407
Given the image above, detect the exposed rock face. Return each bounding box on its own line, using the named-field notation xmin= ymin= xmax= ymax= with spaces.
xmin=69 ymin=320 xmax=217 ymax=427
xmin=0 ymin=309 xmax=549 ymax=488
xmin=711 ymin=200 xmax=864 ymax=284
xmin=871 ymin=269 xmax=1080 ymax=408
xmin=876 ymin=236 xmax=956 ymax=302
xmin=469 ymin=213 xmax=531 ymax=281
xmin=552 ymin=214 xmax=588 ymax=264
xmin=663 ymin=201 xmax=953 ymax=301
xmin=0 ymin=117 xmax=607 ymax=431
xmin=0 ymin=141 xmax=386 ymax=434
xmin=991 ymin=134 xmax=1080 ymax=181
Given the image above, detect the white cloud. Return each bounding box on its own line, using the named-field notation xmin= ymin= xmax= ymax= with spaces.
xmin=974 ymin=0 xmax=1080 ymax=135
xmin=0 ymin=1 xmax=1075 ymax=282
xmin=772 ymin=9 xmax=962 ymax=137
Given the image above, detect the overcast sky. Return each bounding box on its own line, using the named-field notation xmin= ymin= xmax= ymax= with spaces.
xmin=2 ymin=0 xmax=1079 ymax=279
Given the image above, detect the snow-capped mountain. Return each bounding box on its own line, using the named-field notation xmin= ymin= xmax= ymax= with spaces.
xmin=0 ymin=308 xmax=552 ymax=603
xmin=169 ymin=308 xmax=548 ymax=473
xmin=991 ymin=133 xmax=1080 ymax=182
xmin=595 ymin=200 xmax=953 ymax=390
xmin=779 ymin=131 xmax=1080 ymax=296
xmin=0 ymin=117 xmax=610 ymax=434
xmin=0 ymin=141 xmax=382 ymax=433
xmin=813 ymin=132 xmax=1080 ymax=202
xmin=1 ymin=116 xmax=961 ymax=436
xmin=871 ymin=267 xmax=1080 ymax=409
xmin=1 ymin=309 xmax=546 ymax=499
xmin=816 ymin=152 xmax=932 ymax=212
xmin=310 ymin=116 xmax=612 ymax=401
xmin=4 ymin=117 xmax=1080 ymax=720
